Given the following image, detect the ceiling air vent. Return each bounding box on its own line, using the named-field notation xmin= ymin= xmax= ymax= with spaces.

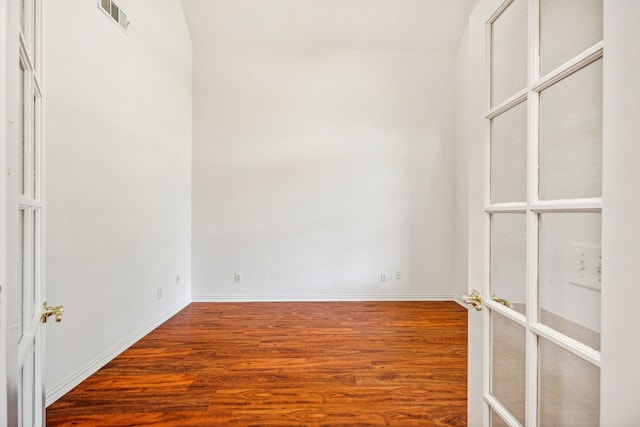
xmin=98 ymin=0 xmax=129 ymax=33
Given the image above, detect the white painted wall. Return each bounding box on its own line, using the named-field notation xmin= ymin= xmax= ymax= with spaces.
xmin=454 ymin=25 xmax=470 ymax=301
xmin=44 ymin=0 xmax=192 ymax=404
xmin=191 ymin=48 xmax=457 ymax=301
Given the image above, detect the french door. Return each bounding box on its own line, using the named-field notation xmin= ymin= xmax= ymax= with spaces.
xmin=5 ymin=0 xmax=48 ymax=425
xmin=466 ymin=0 xmax=604 ymax=425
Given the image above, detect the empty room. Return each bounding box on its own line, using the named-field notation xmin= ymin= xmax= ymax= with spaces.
xmin=1 ymin=0 xmax=639 ymax=426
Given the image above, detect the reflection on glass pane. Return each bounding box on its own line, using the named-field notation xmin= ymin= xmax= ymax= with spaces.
xmin=539 ymin=213 xmax=601 ymax=350
xmin=19 ymin=62 xmax=26 ymax=196
xmin=539 ymin=59 xmax=602 ymax=200
xmin=539 ymin=338 xmax=599 ymax=426
xmin=20 ymin=0 xmax=26 ymax=32
xmin=491 ymin=102 xmax=527 ymax=203
xmin=18 ymin=366 xmax=24 ymax=426
xmin=491 ymin=312 xmax=526 ymax=425
xmin=491 ymin=0 xmax=527 ymax=106
xmin=30 ymin=340 xmax=36 ymax=423
xmin=490 ymin=407 xmax=511 ymax=427
xmin=33 ymin=94 xmax=38 ymax=199
xmin=540 ymin=0 xmax=603 ymax=75
xmin=32 ymin=210 xmax=38 ymax=305
xmin=32 ymin=0 xmax=37 ymax=70
xmin=19 ymin=209 xmax=26 ymax=339
xmin=491 ymin=214 xmax=526 ymax=315
xmin=22 ymin=348 xmax=33 ymax=425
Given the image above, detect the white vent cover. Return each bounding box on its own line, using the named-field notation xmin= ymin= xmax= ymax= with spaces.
xmin=98 ymin=0 xmax=129 ymax=33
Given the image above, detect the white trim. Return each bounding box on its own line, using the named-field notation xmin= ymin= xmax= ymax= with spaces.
xmin=485 ymin=393 xmax=521 ymax=427
xmin=484 ymin=204 xmax=527 ymax=213
xmin=453 ymin=294 xmax=468 ymax=308
xmin=486 ymin=90 xmax=527 ymax=120
xmin=601 ymin=2 xmax=640 ymax=422
xmin=525 ymin=2 xmax=540 ymax=424
xmin=45 ymin=299 xmax=190 ymax=406
xmin=487 ymin=0 xmax=514 ymax=26
xmin=192 ymin=294 xmax=457 ymax=303
xmin=530 ymin=322 xmax=601 ymax=367
xmin=486 ymin=199 xmax=602 ymax=213
xmin=530 ymin=199 xmax=602 ymax=212
xmin=485 ymin=299 xmax=527 ymax=327
xmin=533 ymin=42 xmax=603 ymax=94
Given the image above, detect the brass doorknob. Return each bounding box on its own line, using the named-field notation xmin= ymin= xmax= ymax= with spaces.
xmin=492 ymin=295 xmax=513 ymax=309
xmin=41 ymin=302 xmax=64 ymax=323
xmin=462 ymin=289 xmax=483 ymax=311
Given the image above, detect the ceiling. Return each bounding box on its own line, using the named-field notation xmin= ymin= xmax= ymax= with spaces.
xmin=180 ymin=0 xmax=477 ymax=52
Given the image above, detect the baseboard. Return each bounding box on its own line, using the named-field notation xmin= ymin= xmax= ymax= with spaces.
xmin=453 ymin=294 xmax=468 ymax=308
xmin=192 ymin=294 xmax=457 ymax=302
xmin=45 ymin=299 xmax=190 ymax=407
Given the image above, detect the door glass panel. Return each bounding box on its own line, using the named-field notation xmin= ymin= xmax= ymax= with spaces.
xmin=539 ymin=338 xmax=599 ymax=426
xmin=539 ymin=212 xmax=601 ymax=350
xmin=491 ymin=311 xmax=526 ymax=425
xmin=490 ymin=407 xmax=511 ymax=427
xmin=32 ymin=209 xmax=39 ymax=305
xmin=18 ymin=366 xmax=24 ymax=426
xmin=490 ymin=101 xmax=527 ymax=203
xmin=32 ymin=93 xmax=38 ymax=199
xmin=491 ymin=214 xmax=526 ymax=315
xmin=20 ymin=0 xmax=26 ymax=33
xmin=22 ymin=349 xmax=33 ymax=426
xmin=32 ymin=0 xmax=37 ymax=70
xmin=539 ymin=0 xmax=603 ymax=75
xmin=19 ymin=209 xmax=26 ymax=338
xmin=30 ymin=340 xmax=37 ymax=423
xmin=491 ymin=0 xmax=527 ymax=106
xmin=19 ymin=61 xmax=26 ymax=196
xmin=539 ymin=59 xmax=603 ymax=201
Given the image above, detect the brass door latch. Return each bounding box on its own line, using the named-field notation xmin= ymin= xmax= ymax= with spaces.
xmin=462 ymin=289 xmax=483 ymax=311
xmin=462 ymin=290 xmax=514 ymax=312
xmin=41 ymin=302 xmax=64 ymax=323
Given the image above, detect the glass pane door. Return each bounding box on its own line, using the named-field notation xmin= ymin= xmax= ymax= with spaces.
xmin=11 ymin=0 xmax=45 ymax=425
xmin=484 ymin=0 xmax=603 ymax=425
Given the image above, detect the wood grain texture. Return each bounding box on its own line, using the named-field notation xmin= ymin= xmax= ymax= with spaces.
xmin=47 ymin=301 xmax=467 ymax=426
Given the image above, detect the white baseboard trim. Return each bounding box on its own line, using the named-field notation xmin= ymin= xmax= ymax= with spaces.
xmin=192 ymin=294 xmax=457 ymax=302
xmin=45 ymin=299 xmax=190 ymax=407
xmin=453 ymin=294 xmax=468 ymax=309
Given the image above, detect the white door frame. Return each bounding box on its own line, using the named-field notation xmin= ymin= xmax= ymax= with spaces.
xmin=600 ymin=1 xmax=640 ymax=424
xmin=466 ymin=1 xmax=494 ymax=424
xmin=1 ymin=0 xmax=11 ymax=421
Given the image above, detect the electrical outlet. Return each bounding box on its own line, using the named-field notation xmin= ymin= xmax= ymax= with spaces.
xmin=157 ymin=288 xmax=163 ymax=300
xmin=396 ymin=271 xmax=401 ymax=280
xmin=234 ymin=273 xmax=242 ymax=283
xmin=176 ymin=274 xmax=181 ymax=285
xmin=381 ymin=273 xmax=387 ymax=282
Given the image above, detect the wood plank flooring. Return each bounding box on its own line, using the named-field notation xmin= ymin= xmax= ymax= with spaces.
xmin=46 ymin=301 xmax=467 ymax=426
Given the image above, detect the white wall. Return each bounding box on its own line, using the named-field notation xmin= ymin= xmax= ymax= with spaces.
xmin=44 ymin=0 xmax=192 ymax=404
xmin=191 ymin=47 xmax=457 ymax=300
xmin=454 ymin=26 xmax=470 ymax=301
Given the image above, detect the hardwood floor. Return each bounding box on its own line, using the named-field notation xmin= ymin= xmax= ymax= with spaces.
xmin=47 ymin=301 xmax=468 ymax=426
